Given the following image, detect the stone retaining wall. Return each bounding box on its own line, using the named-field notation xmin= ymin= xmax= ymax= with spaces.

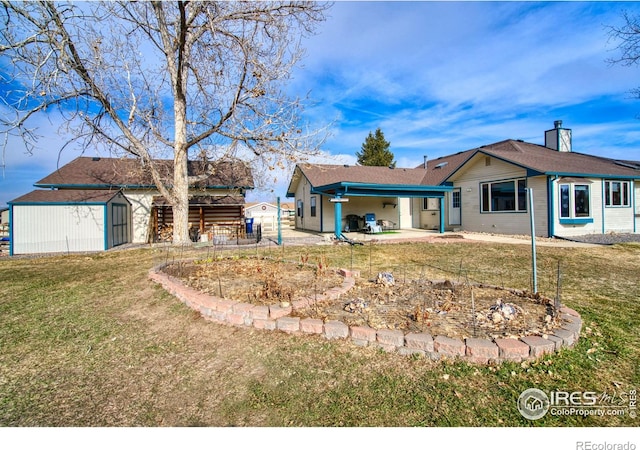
xmin=149 ymin=264 xmax=581 ymax=364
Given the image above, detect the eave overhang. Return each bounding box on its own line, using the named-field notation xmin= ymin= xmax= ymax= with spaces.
xmin=310 ymin=182 xmax=453 ymax=198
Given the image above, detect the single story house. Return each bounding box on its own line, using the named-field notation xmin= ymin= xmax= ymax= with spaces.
xmin=9 ymin=156 xmax=253 ymax=255
xmin=286 ymin=122 xmax=640 ymax=238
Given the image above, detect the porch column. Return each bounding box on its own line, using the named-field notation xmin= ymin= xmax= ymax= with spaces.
xmin=439 ymin=197 xmax=445 ymax=233
xmin=334 ymin=197 xmax=342 ymax=238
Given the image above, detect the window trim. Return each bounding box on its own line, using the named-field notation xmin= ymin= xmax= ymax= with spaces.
xmin=422 ymin=197 xmax=439 ymax=211
xmin=480 ymin=178 xmax=528 ymax=213
xmin=310 ymin=196 xmax=317 ymax=217
xmin=558 ymin=182 xmax=593 ymax=224
xmin=604 ymin=180 xmax=631 ymax=208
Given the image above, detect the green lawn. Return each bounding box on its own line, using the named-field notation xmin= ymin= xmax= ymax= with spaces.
xmin=0 ymin=240 xmax=638 ymax=427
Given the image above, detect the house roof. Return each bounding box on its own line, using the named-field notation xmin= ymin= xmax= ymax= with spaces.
xmin=287 ymin=132 xmax=640 ymax=198
xmin=287 ymin=163 xmax=454 ymax=198
xmin=423 ymin=140 xmax=640 ymax=180
xmin=294 ymin=164 xmax=430 ymax=187
xmin=474 ymin=140 xmax=640 ymax=178
xmin=35 ymin=156 xmax=254 ymax=189
xmin=10 ymin=189 xmax=125 ymax=204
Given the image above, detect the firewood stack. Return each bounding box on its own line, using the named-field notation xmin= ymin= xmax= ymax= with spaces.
xmin=157 ymin=224 xmax=173 ymax=242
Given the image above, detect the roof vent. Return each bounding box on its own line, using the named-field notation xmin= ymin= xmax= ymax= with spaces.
xmin=92 ymin=157 xmax=101 ymax=161
xmin=434 ymin=162 xmax=448 ymax=169
xmin=343 ymin=164 xmax=349 ymax=168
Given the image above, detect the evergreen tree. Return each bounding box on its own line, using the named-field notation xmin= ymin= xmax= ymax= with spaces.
xmin=356 ymin=128 xmax=396 ymax=167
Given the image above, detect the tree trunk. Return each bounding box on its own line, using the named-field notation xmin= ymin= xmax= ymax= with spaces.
xmin=172 ymin=144 xmax=191 ymax=245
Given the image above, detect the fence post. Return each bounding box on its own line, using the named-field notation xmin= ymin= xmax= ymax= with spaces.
xmin=528 ymin=188 xmax=538 ymax=294
xmin=277 ymin=196 xmax=282 ymax=246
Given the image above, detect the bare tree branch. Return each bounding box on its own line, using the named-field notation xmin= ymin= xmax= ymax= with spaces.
xmin=0 ymin=0 xmax=332 ymax=243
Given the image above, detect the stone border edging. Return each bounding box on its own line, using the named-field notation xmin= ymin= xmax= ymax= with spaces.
xmin=148 ymin=264 xmax=581 ymax=364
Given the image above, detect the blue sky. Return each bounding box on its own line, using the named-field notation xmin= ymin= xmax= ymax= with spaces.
xmin=2 ymin=1 xmax=640 ymax=207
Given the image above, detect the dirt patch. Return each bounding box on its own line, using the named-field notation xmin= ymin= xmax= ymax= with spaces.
xmin=292 ymin=276 xmax=561 ymax=340
xmin=163 ymin=257 xmax=345 ymax=306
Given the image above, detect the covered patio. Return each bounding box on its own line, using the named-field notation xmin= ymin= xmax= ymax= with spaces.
xmin=286 ymin=163 xmax=453 ymax=237
xmin=310 ymin=181 xmax=452 ymax=238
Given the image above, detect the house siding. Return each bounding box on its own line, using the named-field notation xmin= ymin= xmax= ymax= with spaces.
xmin=419 ymin=197 xmax=441 ymax=230
xmin=122 ymin=190 xmax=155 ymax=244
xmin=449 ymin=155 xmax=549 ymax=236
xmin=602 ymin=179 xmax=636 ymax=234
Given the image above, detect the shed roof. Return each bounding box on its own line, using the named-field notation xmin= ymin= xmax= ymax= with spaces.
xmin=10 ymin=189 xmax=124 ymax=204
xmin=35 ymin=156 xmax=254 ymax=189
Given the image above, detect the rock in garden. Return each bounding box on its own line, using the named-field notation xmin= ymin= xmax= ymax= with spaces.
xmin=376 ymin=272 xmax=395 ymax=286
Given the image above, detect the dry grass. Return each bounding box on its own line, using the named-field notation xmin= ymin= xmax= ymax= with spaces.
xmin=0 ymin=240 xmax=638 ymax=427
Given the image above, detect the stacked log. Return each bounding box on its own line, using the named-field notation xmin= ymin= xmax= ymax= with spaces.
xmin=157 ymin=224 xmax=173 ymax=242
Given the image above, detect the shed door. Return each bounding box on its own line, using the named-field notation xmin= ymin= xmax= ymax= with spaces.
xmin=112 ymin=204 xmax=129 ymax=247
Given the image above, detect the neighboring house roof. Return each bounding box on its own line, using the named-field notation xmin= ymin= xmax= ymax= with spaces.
xmin=245 ymin=201 xmax=274 ymax=209
xmin=10 ymin=189 xmax=126 ymax=204
xmin=35 ymin=156 xmax=254 ymax=189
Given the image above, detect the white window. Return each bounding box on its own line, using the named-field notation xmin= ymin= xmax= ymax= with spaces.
xmin=559 ymin=183 xmax=591 ymax=219
xmin=480 ymin=179 xmax=527 ymax=213
xmin=422 ymin=198 xmax=439 ymax=210
xmin=604 ymin=180 xmax=630 ymax=207
xmin=310 ymin=196 xmax=317 ymax=217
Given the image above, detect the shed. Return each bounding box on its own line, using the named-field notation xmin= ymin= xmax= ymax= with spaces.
xmin=9 ymin=189 xmax=131 ymax=255
xmin=245 ymin=201 xmax=284 ymax=231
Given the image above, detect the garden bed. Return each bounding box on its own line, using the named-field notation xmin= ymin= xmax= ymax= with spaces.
xmin=162 ymin=258 xmax=561 ymax=340
xmin=292 ymin=276 xmax=561 ymax=340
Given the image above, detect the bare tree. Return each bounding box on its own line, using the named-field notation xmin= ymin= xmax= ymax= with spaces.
xmin=608 ymin=10 xmax=640 ymax=99
xmin=0 ymin=1 xmax=330 ymax=244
